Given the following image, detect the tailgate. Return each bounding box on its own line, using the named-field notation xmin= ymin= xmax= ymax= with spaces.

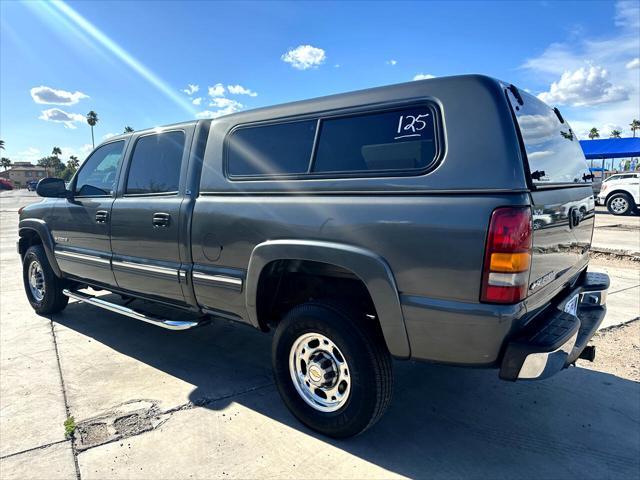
xmin=505 ymin=86 xmax=595 ymax=303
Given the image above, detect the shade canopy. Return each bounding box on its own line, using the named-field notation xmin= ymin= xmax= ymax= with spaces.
xmin=579 ymin=137 xmax=640 ymax=159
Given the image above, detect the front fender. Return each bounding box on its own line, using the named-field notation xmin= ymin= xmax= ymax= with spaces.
xmin=18 ymin=218 xmax=62 ymax=277
xmin=246 ymin=239 xmax=410 ymax=358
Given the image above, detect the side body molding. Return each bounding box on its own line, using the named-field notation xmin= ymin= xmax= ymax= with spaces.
xmin=18 ymin=218 xmax=62 ymax=277
xmin=245 ymin=239 xmax=410 ymax=358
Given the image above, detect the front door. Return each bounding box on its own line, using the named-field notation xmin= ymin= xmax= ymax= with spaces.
xmin=110 ymin=129 xmax=191 ymax=304
xmin=49 ymin=140 xmax=126 ymax=286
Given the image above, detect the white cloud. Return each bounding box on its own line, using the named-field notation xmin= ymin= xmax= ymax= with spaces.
xmin=537 ymin=65 xmax=629 ymax=106
xmin=197 ymin=98 xmax=244 ymax=119
xmin=281 ymin=45 xmax=326 ymax=70
xmin=192 ymin=97 xmax=202 ymax=106
xmin=413 ymin=73 xmax=436 ymax=81
xmin=334 ymin=64 xmax=341 ymax=68
xmin=60 ymin=144 xmax=93 ymax=162
xmin=103 ymin=132 xmax=117 ymax=140
xmin=523 ymin=1 xmax=639 ymax=138
xmin=38 ymin=108 xmax=85 ymax=129
xmin=615 ymin=0 xmax=640 ymax=29
xmin=387 ymin=59 xmax=397 ymax=66
xmin=626 ymin=57 xmax=640 ymax=69
xmin=227 ymin=84 xmax=257 ymax=97
xmin=208 ymin=83 xmax=225 ymax=97
xmin=13 ymin=147 xmax=41 ymax=163
xmin=30 ymin=86 xmax=88 ymax=105
xmin=209 ymin=97 xmax=242 ymax=109
xmin=182 ymin=84 xmax=199 ymax=95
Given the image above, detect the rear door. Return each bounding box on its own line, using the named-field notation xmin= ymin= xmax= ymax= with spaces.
xmin=110 ymin=128 xmax=193 ymax=304
xmin=506 ymin=87 xmax=594 ymax=306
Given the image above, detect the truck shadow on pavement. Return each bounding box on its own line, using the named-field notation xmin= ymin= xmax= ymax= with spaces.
xmin=53 ymin=298 xmax=640 ymax=479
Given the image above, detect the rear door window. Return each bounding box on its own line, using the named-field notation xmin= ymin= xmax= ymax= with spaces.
xmin=227 ymin=120 xmax=317 ymax=176
xmin=125 ymin=131 xmax=185 ymax=194
xmin=313 ymin=106 xmax=437 ymax=173
xmin=507 ymin=88 xmax=591 ymax=185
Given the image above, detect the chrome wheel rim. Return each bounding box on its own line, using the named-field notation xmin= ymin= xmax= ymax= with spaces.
xmin=610 ymin=197 xmax=628 ymax=214
xmin=289 ymin=332 xmax=351 ymax=412
xmin=28 ymin=260 xmax=45 ymax=302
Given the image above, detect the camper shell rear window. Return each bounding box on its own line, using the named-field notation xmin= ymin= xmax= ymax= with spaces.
xmin=507 ymin=87 xmax=592 ymax=186
xmin=225 ymin=103 xmax=441 ymax=179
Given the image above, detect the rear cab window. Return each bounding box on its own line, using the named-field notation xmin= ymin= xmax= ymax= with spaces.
xmin=125 ymin=131 xmax=185 ymax=195
xmin=226 ymin=104 xmax=440 ymax=178
xmin=506 ymin=87 xmax=592 ymax=186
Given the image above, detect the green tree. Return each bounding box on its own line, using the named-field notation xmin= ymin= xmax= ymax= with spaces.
xmin=86 ymin=111 xmax=99 ymax=148
xmin=588 ymin=127 xmax=600 ymax=140
xmin=0 ymin=140 xmax=5 ymax=150
xmin=630 ymin=119 xmax=640 ymax=138
xmin=610 ymin=129 xmax=622 ymax=138
xmin=67 ymin=155 xmax=79 ymax=170
xmin=1 ymin=157 xmax=11 ymax=171
xmin=52 ymin=146 xmax=62 ymax=157
xmin=38 ymin=156 xmax=64 ymax=177
xmin=124 ymin=126 xmax=134 ymax=133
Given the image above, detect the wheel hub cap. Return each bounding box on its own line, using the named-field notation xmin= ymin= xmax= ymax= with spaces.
xmin=28 ymin=260 xmax=45 ymax=302
xmin=289 ymin=332 xmax=351 ymax=412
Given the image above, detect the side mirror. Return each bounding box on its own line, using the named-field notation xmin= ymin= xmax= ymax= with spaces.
xmin=36 ymin=177 xmax=68 ymax=198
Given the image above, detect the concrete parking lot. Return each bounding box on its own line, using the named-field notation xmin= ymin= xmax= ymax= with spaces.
xmin=1 ymin=190 xmax=639 ymax=479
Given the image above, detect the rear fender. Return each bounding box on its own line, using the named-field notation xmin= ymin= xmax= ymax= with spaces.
xmin=245 ymin=239 xmax=410 ymax=358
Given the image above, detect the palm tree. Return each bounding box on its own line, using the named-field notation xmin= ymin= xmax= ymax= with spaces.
xmin=610 ymin=129 xmax=622 ymax=138
xmin=630 ymin=119 xmax=640 ymax=137
xmin=52 ymin=146 xmax=62 ymax=158
xmin=86 ymin=111 xmax=99 ymax=148
xmin=124 ymin=126 xmax=134 ymax=133
xmin=588 ymin=128 xmax=600 ymax=140
xmin=67 ymin=155 xmax=79 ymax=170
xmin=0 ymin=140 xmax=5 ymax=150
xmin=1 ymin=157 xmax=11 ymax=171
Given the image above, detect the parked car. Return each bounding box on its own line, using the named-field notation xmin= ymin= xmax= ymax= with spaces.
xmin=0 ymin=178 xmax=13 ymax=190
xmin=18 ymin=75 xmax=609 ymax=438
xmin=26 ymin=180 xmax=38 ymax=191
xmin=597 ymin=173 xmax=640 ymax=215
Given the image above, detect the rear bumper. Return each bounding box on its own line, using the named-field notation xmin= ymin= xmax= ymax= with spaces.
xmin=499 ymin=272 xmax=609 ymax=381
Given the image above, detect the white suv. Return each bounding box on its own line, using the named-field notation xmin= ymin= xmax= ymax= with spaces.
xmin=597 ymin=173 xmax=640 ymax=215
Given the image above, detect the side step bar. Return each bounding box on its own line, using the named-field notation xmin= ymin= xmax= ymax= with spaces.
xmin=62 ymin=289 xmax=200 ymax=331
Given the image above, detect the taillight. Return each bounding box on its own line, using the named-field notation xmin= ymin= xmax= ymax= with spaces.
xmin=481 ymin=207 xmax=532 ymax=304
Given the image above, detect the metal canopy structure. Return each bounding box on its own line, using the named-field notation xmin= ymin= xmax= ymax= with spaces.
xmin=579 ymin=137 xmax=640 ymax=159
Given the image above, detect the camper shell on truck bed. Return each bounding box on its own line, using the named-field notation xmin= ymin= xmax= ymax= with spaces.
xmin=19 ymin=75 xmax=609 ymax=438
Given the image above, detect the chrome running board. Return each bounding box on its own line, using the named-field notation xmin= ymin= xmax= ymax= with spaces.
xmin=62 ymin=289 xmax=200 ymax=331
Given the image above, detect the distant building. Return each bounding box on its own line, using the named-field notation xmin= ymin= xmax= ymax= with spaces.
xmin=0 ymin=164 xmax=47 ymax=188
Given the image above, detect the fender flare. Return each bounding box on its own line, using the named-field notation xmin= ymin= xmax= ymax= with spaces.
xmin=18 ymin=218 xmax=62 ymax=277
xmin=245 ymin=239 xmax=410 ymax=358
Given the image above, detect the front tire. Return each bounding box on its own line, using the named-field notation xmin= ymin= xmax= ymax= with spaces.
xmin=606 ymin=192 xmax=633 ymax=215
xmin=272 ymin=302 xmax=393 ymax=438
xmin=22 ymin=245 xmax=69 ymax=314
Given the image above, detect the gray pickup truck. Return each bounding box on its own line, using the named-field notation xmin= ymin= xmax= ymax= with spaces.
xmin=19 ymin=75 xmax=609 ymax=438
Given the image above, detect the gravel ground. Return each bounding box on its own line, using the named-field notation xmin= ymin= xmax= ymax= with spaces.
xmin=577 ymin=320 xmax=640 ymax=381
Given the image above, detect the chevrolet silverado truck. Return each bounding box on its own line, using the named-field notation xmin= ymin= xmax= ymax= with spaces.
xmin=19 ymin=75 xmax=609 ymax=438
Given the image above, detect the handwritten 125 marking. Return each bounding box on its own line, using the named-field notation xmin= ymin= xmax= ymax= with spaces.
xmin=395 ymin=113 xmax=430 ymax=140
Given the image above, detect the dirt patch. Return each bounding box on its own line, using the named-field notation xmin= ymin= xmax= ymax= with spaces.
xmin=113 ymin=413 xmax=153 ymax=437
xmin=78 ymin=422 xmax=110 ymax=446
xmin=577 ymin=320 xmax=640 ymax=381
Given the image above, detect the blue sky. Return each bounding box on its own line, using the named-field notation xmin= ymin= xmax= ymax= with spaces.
xmin=1 ymin=0 xmax=638 ymax=164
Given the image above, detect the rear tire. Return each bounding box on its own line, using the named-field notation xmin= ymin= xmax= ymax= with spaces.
xmin=606 ymin=192 xmax=633 ymax=216
xmin=272 ymin=301 xmax=393 ymax=438
xmin=22 ymin=245 xmax=69 ymax=315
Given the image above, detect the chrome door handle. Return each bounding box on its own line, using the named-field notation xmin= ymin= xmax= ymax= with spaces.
xmin=152 ymin=212 xmax=170 ymax=227
xmin=95 ymin=210 xmax=109 ymax=223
